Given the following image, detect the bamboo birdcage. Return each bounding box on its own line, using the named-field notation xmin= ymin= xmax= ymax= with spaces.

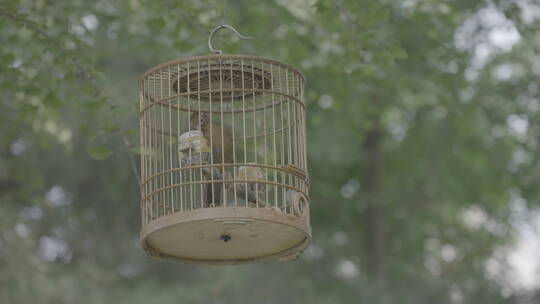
xmin=138 ymin=25 xmax=310 ymax=265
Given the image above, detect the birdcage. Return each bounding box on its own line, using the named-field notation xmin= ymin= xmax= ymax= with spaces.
xmin=138 ymin=25 xmax=310 ymax=264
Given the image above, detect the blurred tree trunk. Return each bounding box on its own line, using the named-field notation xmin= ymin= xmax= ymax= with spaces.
xmin=361 ymin=95 xmax=386 ymax=283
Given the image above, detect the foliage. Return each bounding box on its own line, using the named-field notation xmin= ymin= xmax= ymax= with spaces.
xmin=1 ymin=0 xmax=540 ymax=303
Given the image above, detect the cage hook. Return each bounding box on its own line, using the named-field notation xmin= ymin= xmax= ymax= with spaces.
xmin=208 ymin=24 xmax=252 ymax=54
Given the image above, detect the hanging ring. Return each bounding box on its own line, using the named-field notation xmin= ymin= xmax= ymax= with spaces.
xmin=208 ymin=24 xmax=252 ymax=54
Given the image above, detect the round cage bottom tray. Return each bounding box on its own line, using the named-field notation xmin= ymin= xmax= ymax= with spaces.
xmin=140 ymin=207 xmax=311 ymax=265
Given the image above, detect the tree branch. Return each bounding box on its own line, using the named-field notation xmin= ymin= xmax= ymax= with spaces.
xmin=0 ymin=11 xmax=141 ymax=185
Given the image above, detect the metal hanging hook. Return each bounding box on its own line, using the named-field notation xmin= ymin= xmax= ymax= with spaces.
xmin=208 ymin=24 xmax=252 ymax=54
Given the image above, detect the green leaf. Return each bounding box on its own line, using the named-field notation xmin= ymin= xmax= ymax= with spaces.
xmin=102 ymin=123 xmax=119 ymax=134
xmin=123 ymin=128 xmax=138 ymax=136
xmin=43 ymin=91 xmax=62 ymax=110
xmin=313 ymin=1 xmax=329 ymax=14
xmin=147 ymin=17 xmax=165 ymax=31
xmin=82 ymin=98 xmax=106 ymax=113
xmin=111 ymin=105 xmax=135 ymax=116
xmin=130 ymin=146 xmax=141 ymax=154
xmin=0 ymin=53 xmax=15 ymax=67
xmin=88 ymin=146 xmax=113 ymax=160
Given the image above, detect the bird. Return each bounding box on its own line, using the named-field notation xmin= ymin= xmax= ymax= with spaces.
xmin=190 ymin=111 xmax=233 ymax=207
xmin=236 ymin=165 xmax=267 ymax=207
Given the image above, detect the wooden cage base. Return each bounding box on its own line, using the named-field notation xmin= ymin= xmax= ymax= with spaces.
xmin=140 ymin=207 xmax=311 ymax=265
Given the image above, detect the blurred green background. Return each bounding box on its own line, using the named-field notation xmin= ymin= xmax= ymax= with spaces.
xmin=1 ymin=0 xmax=540 ymax=303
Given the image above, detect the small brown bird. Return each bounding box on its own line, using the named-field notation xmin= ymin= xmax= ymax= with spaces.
xmin=190 ymin=111 xmax=233 ymax=207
